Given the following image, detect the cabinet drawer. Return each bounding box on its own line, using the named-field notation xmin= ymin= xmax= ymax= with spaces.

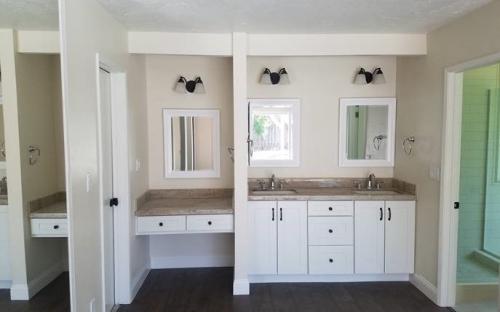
xmin=308 ymin=217 xmax=353 ymax=246
xmin=308 ymin=201 xmax=353 ymax=216
xmin=137 ymin=216 xmax=186 ymax=234
xmin=31 ymin=218 xmax=68 ymax=237
xmin=309 ymin=246 xmax=354 ymax=274
xmin=186 ymin=214 xmax=233 ymax=232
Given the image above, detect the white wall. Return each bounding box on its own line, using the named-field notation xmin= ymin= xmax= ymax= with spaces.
xmin=146 ymin=55 xmax=234 ymax=189
xmin=15 ymin=53 xmax=67 ymax=292
xmin=248 ymin=56 xmax=396 ymax=178
xmin=395 ymin=0 xmax=500 ymax=288
xmin=59 ymin=0 xmax=129 ymax=309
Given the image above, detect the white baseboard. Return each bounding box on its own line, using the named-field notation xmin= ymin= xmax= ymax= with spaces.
xmin=10 ymin=283 xmax=29 ymax=300
xmin=233 ymin=278 xmax=250 ymax=295
xmin=27 ymin=260 xmax=65 ymax=299
xmin=0 ymin=280 xmax=11 ymax=289
xmin=249 ymin=273 xmax=410 ymax=283
xmin=410 ymin=273 xmax=438 ymax=304
xmin=150 ymin=255 xmax=234 ymax=269
xmin=129 ymin=266 xmax=150 ymax=303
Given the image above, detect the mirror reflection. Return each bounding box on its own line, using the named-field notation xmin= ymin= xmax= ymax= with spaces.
xmin=171 ymin=116 xmax=214 ymax=171
xmin=346 ymin=105 xmax=389 ymax=160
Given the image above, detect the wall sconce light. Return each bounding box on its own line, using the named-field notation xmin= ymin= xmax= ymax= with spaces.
xmin=260 ymin=68 xmax=290 ymax=85
xmin=353 ymin=67 xmax=386 ymax=85
xmin=174 ymin=76 xmax=206 ymax=94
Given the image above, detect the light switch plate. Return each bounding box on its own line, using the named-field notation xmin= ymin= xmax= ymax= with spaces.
xmin=86 ymin=173 xmax=92 ymax=192
xmin=135 ymin=159 xmax=141 ymax=172
xmin=429 ymin=166 xmax=441 ymax=181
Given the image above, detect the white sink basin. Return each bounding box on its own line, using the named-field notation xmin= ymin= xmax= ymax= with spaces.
xmin=251 ymin=190 xmax=298 ymax=196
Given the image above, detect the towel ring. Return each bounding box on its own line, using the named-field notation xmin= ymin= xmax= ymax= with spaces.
xmin=402 ymin=137 xmax=415 ymax=155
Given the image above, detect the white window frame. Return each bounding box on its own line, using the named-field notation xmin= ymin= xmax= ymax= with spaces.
xmin=338 ymin=97 xmax=396 ymax=168
xmin=163 ymin=109 xmax=220 ymax=178
xmin=249 ymin=98 xmax=301 ymax=167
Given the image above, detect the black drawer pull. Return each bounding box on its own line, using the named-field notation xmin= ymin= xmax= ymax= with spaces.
xmin=388 ymin=208 xmax=392 ymax=221
xmin=329 ymin=258 xmax=333 ymax=263
xmin=279 ymin=208 xmax=283 ymax=221
xmin=53 ymin=225 xmax=59 ymax=230
xmin=328 ymin=207 xmax=333 ymax=211
xmin=379 ymin=208 xmax=383 ymax=221
xmin=159 ymin=222 xmax=164 ymax=227
xmin=328 ymin=229 xmax=333 ymax=233
xmin=208 ymin=221 xmax=212 ymax=226
xmin=272 ymin=208 xmax=275 ymax=221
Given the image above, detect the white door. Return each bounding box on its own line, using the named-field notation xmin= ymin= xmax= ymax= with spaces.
xmin=354 ymin=201 xmax=385 ymax=274
xmin=248 ymin=201 xmax=277 ymax=274
xmin=99 ymin=68 xmax=115 ymax=311
xmin=277 ymin=201 xmax=307 ymax=275
xmin=385 ymin=201 xmax=415 ymax=274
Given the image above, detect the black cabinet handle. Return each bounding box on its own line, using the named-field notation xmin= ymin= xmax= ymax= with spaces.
xmin=329 ymin=258 xmax=333 ymax=263
xmin=379 ymin=208 xmax=383 ymax=221
xmin=53 ymin=225 xmax=59 ymax=230
xmin=328 ymin=207 xmax=333 ymax=211
xmin=388 ymin=208 xmax=392 ymax=221
xmin=159 ymin=222 xmax=164 ymax=227
xmin=272 ymin=208 xmax=275 ymax=221
xmin=208 ymin=221 xmax=212 ymax=226
xmin=279 ymin=208 xmax=283 ymax=221
xmin=328 ymin=229 xmax=333 ymax=233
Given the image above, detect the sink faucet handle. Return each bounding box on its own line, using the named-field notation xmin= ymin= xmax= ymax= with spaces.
xmin=278 ymin=180 xmax=286 ymax=190
xmin=376 ymin=181 xmax=384 ymax=190
xmin=257 ymin=179 xmax=267 ymax=190
xmin=353 ymin=180 xmax=362 ymax=190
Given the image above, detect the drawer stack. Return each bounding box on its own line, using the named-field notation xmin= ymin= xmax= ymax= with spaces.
xmin=307 ymin=201 xmax=354 ymax=274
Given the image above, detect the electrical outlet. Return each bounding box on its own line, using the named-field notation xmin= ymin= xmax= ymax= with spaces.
xmin=86 ymin=173 xmax=92 ymax=192
xmin=135 ymin=159 xmax=141 ymax=172
xmin=89 ymin=298 xmax=95 ymax=312
xmin=429 ymin=166 xmax=441 ymax=181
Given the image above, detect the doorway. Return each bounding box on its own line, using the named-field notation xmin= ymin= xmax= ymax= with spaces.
xmin=438 ymin=54 xmax=500 ymax=310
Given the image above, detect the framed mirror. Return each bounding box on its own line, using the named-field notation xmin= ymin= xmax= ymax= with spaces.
xmin=339 ymin=97 xmax=396 ymax=167
xmin=163 ymin=109 xmax=220 ymax=178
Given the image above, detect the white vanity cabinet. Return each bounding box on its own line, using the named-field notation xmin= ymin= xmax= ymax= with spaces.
xmin=248 ymin=201 xmax=308 ymax=275
xmin=354 ymin=201 xmax=415 ymax=274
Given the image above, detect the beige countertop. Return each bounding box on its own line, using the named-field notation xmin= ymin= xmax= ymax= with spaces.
xmin=248 ymin=188 xmax=416 ymax=201
xmin=136 ymin=197 xmax=233 ymax=216
xmin=30 ymin=201 xmax=67 ymax=219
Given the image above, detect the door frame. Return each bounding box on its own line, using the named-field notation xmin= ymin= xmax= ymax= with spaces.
xmin=95 ymin=54 xmax=130 ymax=311
xmin=438 ymin=51 xmax=500 ymax=307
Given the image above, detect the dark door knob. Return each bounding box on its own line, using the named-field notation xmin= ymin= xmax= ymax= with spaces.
xmin=208 ymin=221 xmax=212 ymax=225
xmin=329 ymin=258 xmax=333 ymax=263
xmin=328 ymin=207 xmax=333 ymax=211
xmin=109 ymin=197 xmax=119 ymax=207
xmin=328 ymin=229 xmax=333 ymax=233
xmin=53 ymin=225 xmax=59 ymax=230
xmin=159 ymin=222 xmax=164 ymax=227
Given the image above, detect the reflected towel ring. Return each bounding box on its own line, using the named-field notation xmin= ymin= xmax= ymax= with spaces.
xmin=373 ymin=135 xmax=387 ymax=151
xmin=402 ymin=137 xmax=415 ymax=155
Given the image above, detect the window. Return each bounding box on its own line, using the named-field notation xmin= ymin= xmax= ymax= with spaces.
xmin=249 ymin=99 xmax=300 ymax=167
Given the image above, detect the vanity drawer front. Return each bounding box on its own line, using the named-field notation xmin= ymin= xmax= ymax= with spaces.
xmin=186 ymin=214 xmax=234 ymax=232
xmin=308 ymin=217 xmax=353 ymax=246
xmin=31 ymin=218 xmax=68 ymax=237
xmin=137 ymin=216 xmax=186 ymax=233
xmin=308 ymin=201 xmax=353 ymax=216
xmin=309 ymin=246 xmax=354 ymax=274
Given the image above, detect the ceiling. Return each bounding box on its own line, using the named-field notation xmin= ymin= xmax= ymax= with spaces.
xmin=0 ymin=0 xmax=492 ymax=33
xmin=0 ymin=0 xmax=59 ymax=30
xmin=97 ymin=0 xmax=492 ymax=33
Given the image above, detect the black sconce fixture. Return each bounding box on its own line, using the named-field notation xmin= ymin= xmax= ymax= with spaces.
xmin=174 ymin=76 xmax=206 ymax=94
xmin=260 ymin=68 xmax=290 ymax=85
xmin=353 ymin=67 xmax=386 ymax=85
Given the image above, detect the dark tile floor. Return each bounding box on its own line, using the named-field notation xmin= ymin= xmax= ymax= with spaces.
xmin=0 ymin=272 xmax=70 ymax=312
xmin=119 ymin=267 xmax=455 ymax=312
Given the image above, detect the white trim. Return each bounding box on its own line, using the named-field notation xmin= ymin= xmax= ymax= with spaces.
xmin=163 ymin=109 xmax=221 ymax=178
xmin=338 ymin=97 xmax=396 ymax=168
xmin=248 ymin=98 xmax=301 ymax=168
xmin=437 ymin=51 xmax=500 ymax=308
xmin=130 ymin=267 xmax=149 ymax=303
xmin=233 ymin=278 xmax=250 ymax=295
xmin=150 ymin=255 xmax=234 ymax=269
xmin=9 ymin=283 xmax=29 ymax=300
xmin=410 ymin=273 xmax=438 ymax=305
xmin=249 ymin=273 xmax=410 ymax=283
xmin=27 ymin=261 xmax=65 ymax=299
xmin=16 ymin=31 xmax=60 ymax=54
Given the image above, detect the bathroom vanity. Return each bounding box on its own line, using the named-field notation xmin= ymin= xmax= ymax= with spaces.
xmin=247 ymin=179 xmax=416 ymax=282
xmin=29 ymin=192 xmax=68 ymax=238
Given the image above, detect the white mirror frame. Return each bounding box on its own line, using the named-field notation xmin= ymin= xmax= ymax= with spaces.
xmin=163 ymin=109 xmax=220 ymax=178
xmin=338 ymin=97 xmax=396 ymax=167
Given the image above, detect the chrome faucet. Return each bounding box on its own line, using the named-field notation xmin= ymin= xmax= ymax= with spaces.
xmin=367 ymin=173 xmax=376 ymax=190
xmin=270 ymin=174 xmax=278 ymax=190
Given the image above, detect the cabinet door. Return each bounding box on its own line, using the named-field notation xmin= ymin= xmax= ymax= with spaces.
xmin=277 ymin=201 xmax=308 ymax=275
xmin=248 ymin=201 xmax=277 ymax=274
xmin=385 ymin=201 xmax=415 ymax=274
xmin=354 ymin=201 xmax=385 ymax=274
